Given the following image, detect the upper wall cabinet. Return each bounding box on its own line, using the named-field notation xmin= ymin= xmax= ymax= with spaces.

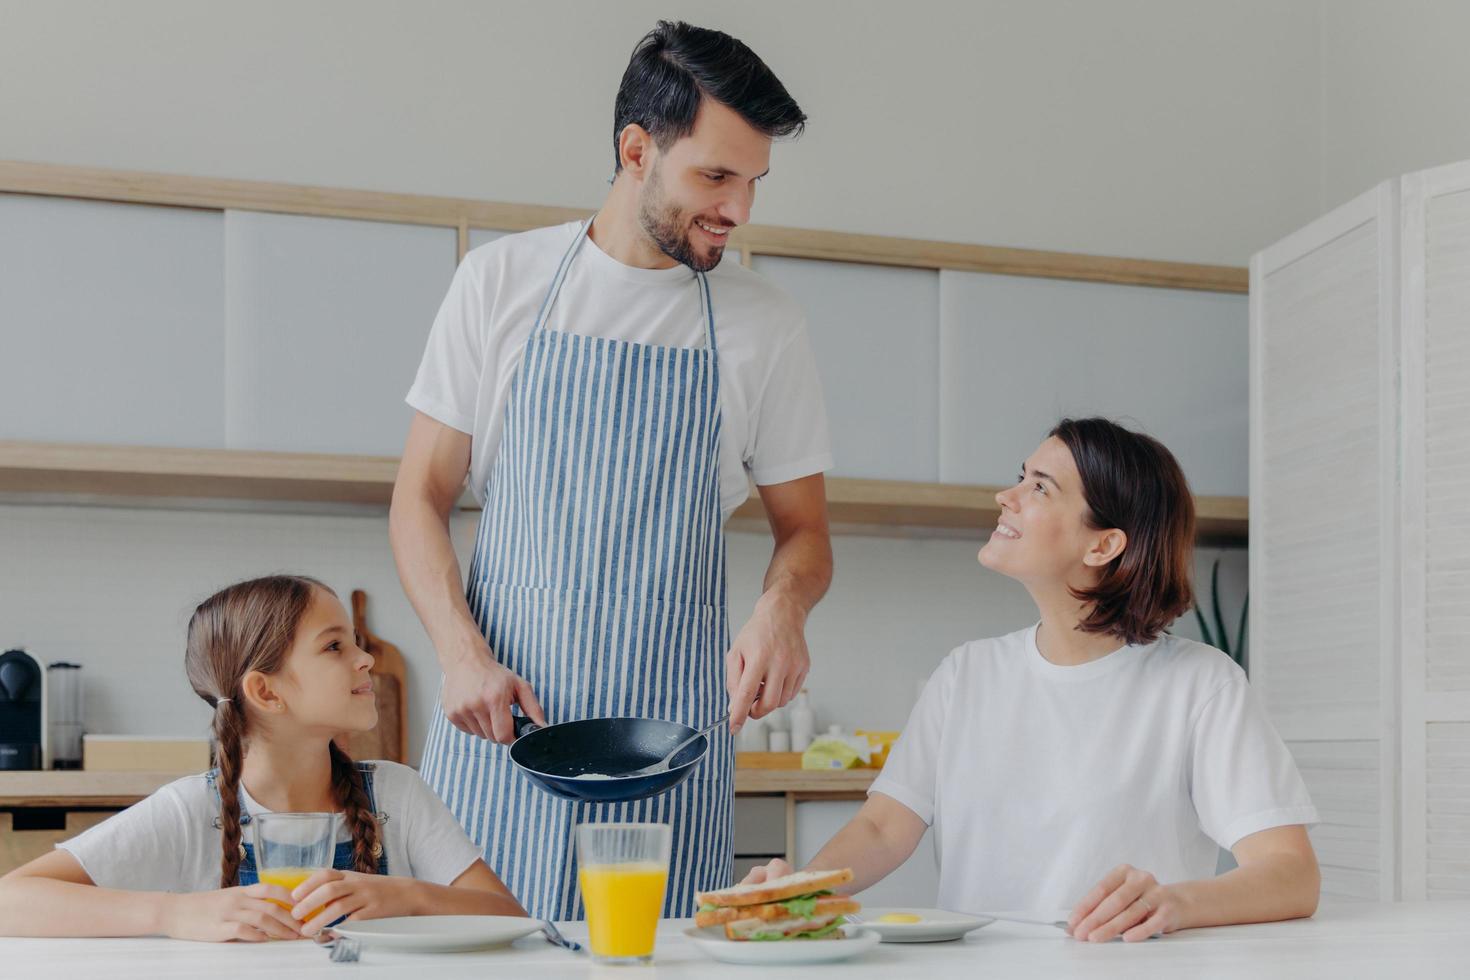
xmin=223 ymin=212 xmax=458 ymax=456
xmin=754 ymin=256 xmax=941 ymax=481
xmin=938 ymin=271 xmax=1248 ymax=496
xmin=0 ymin=195 xmax=225 ymax=447
xmin=467 ymin=228 xmax=508 ymax=252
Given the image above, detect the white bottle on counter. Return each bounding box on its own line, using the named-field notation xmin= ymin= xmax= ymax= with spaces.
xmin=737 ymin=715 xmax=769 ymax=752
xmin=768 ymin=730 xmax=791 ymax=752
xmin=790 ymin=690 xmax=816 ymax=752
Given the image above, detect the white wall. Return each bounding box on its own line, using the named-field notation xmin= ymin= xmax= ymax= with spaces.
xmin=0 ymin=502 xmax=1244 ymax=765
xmin=7 ymin=3 xmax=1465 ymax=265
xmin=1319 ymin=1 xmax=1470 ymax=210
xmin=0 ymin=0 xmax=1322 ymax=266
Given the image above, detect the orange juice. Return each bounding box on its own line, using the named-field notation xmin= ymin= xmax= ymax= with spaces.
xmin=579 ymin=862 xmax=668 ymax=959
xmin=257 ymin=867 xmax=320 ymax=918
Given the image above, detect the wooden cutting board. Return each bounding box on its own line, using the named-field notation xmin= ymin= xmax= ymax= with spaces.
xmin=335 ymin=590 xmax=408 ymax=764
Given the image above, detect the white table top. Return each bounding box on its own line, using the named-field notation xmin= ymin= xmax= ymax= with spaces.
xmin=3 ymin=901 xmax=1466 ymax=980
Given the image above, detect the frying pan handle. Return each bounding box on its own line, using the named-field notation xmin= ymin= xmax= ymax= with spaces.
xmin=513 ymin=714 xmax=542 ymax=739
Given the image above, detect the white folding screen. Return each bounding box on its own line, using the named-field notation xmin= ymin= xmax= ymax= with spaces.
xmin=1400 ymin=160 xmax=1470 ymax=900
xmin=1254 ymin=157 xmax=1470 ymax=902
xmin=1251 ymin=182 xmax=1400 ymax=901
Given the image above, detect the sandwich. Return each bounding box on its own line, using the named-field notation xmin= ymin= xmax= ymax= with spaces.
xmin=695 ymin=868 xmax=859 ymax=941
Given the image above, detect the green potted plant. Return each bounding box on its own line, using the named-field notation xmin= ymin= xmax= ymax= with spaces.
xmin=1193 ymin=557 xmax=1248 ymax=673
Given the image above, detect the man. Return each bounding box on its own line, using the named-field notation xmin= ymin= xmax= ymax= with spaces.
xmin=390 ymin=21 xmax=832 ymax=919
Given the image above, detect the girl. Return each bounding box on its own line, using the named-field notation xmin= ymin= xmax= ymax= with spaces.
xmin=0 ymin=575 xmax=526 ymax=941
xmin=744 ymin=419 xmax=1321 ymax=942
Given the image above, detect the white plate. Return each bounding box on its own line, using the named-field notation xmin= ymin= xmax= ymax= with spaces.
xmin=683 ymin=923 xmax=879 ymax=964
xmin=859 ymin=908 xmax=994 ymax=943
xmin=331 ymin=915 xmax=542 ymax=953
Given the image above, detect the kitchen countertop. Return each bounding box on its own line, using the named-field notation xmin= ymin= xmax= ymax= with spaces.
xmin=0 ymin=763 xmax=876 ymax=807
xmin=1 ymin=901 xmax=1464 ymax=979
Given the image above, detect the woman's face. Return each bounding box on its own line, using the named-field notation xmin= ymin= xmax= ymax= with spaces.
xmin=255 ymin=588 xmax=378 ymax=736
xmin=979 ymin=436 xmax=1119 ymax=588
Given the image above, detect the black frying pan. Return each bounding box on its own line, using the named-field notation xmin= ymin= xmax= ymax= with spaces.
xmin=508 ymin=715 xmax=712 ymax=803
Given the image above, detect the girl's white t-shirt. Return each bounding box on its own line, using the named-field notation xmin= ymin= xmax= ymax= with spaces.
xmin=407 ymin=221 xmax=834 ymax=521
xmin=57 ymin=761 xmax=484 ymax=893
xmin=869 ymin=626 xmax=1319 ymax=915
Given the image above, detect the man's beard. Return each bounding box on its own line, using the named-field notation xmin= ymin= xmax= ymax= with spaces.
xmin=637 ymin=165 xmax=726 ymax=273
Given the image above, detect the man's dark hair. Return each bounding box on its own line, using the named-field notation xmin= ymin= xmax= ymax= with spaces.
xmin=1050 ymin=417 xmax=1197 ymax=646
xmin=613 ymin=21 xmax=806 ymax=172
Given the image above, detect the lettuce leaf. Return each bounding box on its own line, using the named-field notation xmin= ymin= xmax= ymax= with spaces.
xmin=778 ymin=890 xmax=832 ymax=918
xmin=746 ymin=916 xmax=846 ymax=941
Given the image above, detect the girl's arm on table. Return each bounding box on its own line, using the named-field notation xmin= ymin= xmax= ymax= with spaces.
xmin=0 ymin=849 xmax=301 ymax=941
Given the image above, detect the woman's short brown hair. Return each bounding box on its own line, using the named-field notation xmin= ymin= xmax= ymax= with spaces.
xmin=1050 ymin=418 xmax=1195 ymax=646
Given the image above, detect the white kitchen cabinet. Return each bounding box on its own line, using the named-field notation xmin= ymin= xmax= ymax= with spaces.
xmin=732 ymin=795 xmax=787 ymax=857
xmin=0 ymin=195 xmax=225 ymax=447
xmin=939 ymin=271 xmax=1248 ymax=495
xmin=467 ymin=228 xmax=509 ymax=252
xmin=753 ymin=257 xmax=940 ymax=482
xmin=794 ymin=799 xmax=939 ymax=907
xmin=223 ymin=211 xmax=457 ymax=456
xmin=1251 ymin=157 xmax=1470 ymax=902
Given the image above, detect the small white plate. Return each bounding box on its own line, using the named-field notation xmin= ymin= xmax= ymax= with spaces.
xmin=683 ymin=923 xmax=880 ymax=964
xmin=331 ymin=915 xmax=542 ymax=953
xmin=860 ymin=908 xmax=994 ymax=943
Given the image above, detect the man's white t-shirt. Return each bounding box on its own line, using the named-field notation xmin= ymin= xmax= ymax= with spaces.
xmin=58 ymin=761 xmax=484 ymax=893
xmin=869 ymin=626 xmax=1319 ymax=915
xmin=407 ymin=221 xmax=833 ymax=521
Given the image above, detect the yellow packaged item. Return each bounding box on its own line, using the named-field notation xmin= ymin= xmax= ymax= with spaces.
xmin=855 ymin=730 xmax=900 ymax=769
xmin=801 ymin=735 xmax=866 ymax=770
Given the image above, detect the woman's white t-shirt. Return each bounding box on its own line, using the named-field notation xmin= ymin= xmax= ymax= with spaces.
xmin=57 ymin=761 xmax=484 ymax=893
xmin=407 ymin=221 xmax=834 ymax=521
xmin=869 ymin=627 xmax=1319 ymax=915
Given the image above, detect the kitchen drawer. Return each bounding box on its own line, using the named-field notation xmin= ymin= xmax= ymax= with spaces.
xmin=732 ymin=796 xmax=787 ymax=856
xmin=0 ymin=810 xmax=116 ymax=876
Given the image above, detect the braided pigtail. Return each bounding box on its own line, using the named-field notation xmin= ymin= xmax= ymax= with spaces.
xmin=213 ymin=700 xmax=247 ymax=888
xmin=329 ymin=741 xmax=383 ymax=874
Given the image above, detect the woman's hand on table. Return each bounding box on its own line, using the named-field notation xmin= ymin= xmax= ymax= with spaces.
xmin=290 ymin=869 xmax=421 ymax=937
xmin=739 ymin=858 xmax=795 ymax=885
xmin=161 ymin=884 xmax=304 ymax=942
xmin=1067 ymin=864 xmax=1182 ymax=942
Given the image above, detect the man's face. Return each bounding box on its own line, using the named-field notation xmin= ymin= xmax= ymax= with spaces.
xmin=636 ymin=99 xmax=772 ymax=272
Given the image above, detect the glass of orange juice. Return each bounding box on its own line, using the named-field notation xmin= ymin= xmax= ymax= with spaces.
xmin=252 ymin=812 xmax=335 ymax=918
xmin=577 ymin=822 xmax=671 ymax=964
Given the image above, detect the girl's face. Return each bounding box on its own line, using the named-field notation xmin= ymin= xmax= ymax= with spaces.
xmin=249 ymin=588 xmax=377 ymax=736
xmin=979 ymin=437 xmax=1123 ymax=590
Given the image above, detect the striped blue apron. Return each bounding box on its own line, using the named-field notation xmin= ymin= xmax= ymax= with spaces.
xmin=421 ymin=220 xmax=734 ymax=920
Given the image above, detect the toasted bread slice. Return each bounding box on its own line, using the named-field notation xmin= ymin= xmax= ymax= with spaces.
xmin=696 ymin=868 xmax=855 ymax=908
xmin=695 ymin=895 xmax=859 ymax=928
xmin=723 ymin=912 xmax=847 ymax=941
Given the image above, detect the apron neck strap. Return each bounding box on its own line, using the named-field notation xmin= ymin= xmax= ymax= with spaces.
xmin=533 ymin=218 xmax=717 ymax=352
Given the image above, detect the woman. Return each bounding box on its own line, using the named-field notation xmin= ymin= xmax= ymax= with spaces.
xmin=744 ymin=418 xmax=1320 ymax=942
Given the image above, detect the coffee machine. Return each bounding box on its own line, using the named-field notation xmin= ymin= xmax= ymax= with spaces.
xmin=0 ymin=648 xmax=44 ymax=770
